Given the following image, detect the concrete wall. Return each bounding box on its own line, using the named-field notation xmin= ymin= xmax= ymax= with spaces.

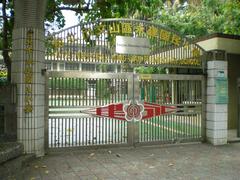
xmin=228 ymin=54 xmax=240 ymax=129
xmin=0 ymin=85 xmax=17 ymax=137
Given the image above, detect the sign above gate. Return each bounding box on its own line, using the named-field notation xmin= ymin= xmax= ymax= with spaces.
xmin=46 ymin=19 xmax=205 ymax=69
xmin=116 ymin=36 xmax=150 ymax=55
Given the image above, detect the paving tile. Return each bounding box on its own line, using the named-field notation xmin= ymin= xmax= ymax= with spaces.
xmin=90 ymin=167 xmax=109 ymax=173
xmin=79 ymin=174 xmax=98 ymax=180
xmin=74 ymin=169 xmax=93 ymax=176
xmin=71 ymin=165 xmax=89 ymax=172
xmin=20 ymin=143 xmax=240 ymax=180
xmin=94 ymin=172 xmax=117 ymax=180
xmin=54 ymin=163 xmax=73 ymax=174
xmin=58 ymin=172 xmax=80 ymax=180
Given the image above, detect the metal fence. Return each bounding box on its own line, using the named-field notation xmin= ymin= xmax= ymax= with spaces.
xmin=138 ymin=75 xmax=203 ymax=143
xmin=47 ymin=72 xmax=131 ymax=148
xmin=46 ymin=72 xmax=204 ymax=149
xmin=46 ymin=19 xmax=205 ymax=69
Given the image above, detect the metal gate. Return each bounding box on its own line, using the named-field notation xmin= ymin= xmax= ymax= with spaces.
xmin=45 ymin=71 xmax=204 ymax=149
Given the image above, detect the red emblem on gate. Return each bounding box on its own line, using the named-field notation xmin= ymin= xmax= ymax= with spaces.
xmin=123 ymin=100 xmax=144 ymax=121
xmin=80 ymin=101 xmax=176 ymax=121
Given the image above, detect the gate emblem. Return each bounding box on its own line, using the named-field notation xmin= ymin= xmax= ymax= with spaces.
xmin=123 ymin=100 xmax=144 ymax=121
xmin=80 ymin=101 xmax=176 ymax=121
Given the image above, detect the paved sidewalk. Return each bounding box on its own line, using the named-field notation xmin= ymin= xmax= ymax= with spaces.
xmin=20 ymin=143 xmax=240 ymax=180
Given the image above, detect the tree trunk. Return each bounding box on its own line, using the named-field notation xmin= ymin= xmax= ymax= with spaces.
xmin=2 ymin=0 xmax=11 ymax=82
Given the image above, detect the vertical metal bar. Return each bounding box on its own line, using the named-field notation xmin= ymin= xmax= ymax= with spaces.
xmin=64 ymin=117 xmax=66 ymax=147
xmin=104 ymin=117 xmax=107 ymax=144
xmin=83 ymin=117 xmax=85 ymax=146
xmin=64 ymin=78 xmax=67 ymax=107
xmin=57 ymin=117 xmax=60 ymax=147
xmin=88 ymin=117 xmax=91 ymax=145
xmin=70 ymin=78 xmax=72 ymax=107
xmin=78 ymin=78 xmax=80 ymax=106
xmin=108 ymin=117 xmax=111 ymax=144
xmin=78 ymin=118 xmax=81 ymax=146
xmin=113 ymin=119 xmax=116 ymax=144
xmin=100 ymin=109 xmax=104 ymax=145
xmin=85 ymin=78 xmax=88 ymax=106
xmin=147 ymin=81 xmax=150 ymax=141
xmin=72 ymin=118 xmax=74 ymax=146
xmin=74 ymin=78 xmax=76 ymax=106
xmin=201 ymin=76 xmax=206 ymax=141
xmin=98 ymin=117 xmax=101 ymax=145
xmin=54 ymin=77 xmax=57 ymax=107
xmin=61 ymin=117 xmax=63 ymax=147
xmin=127 ymin=73 xmax=134 ymax=146
xmin=44 ymin=73 xmax=49 ymax=151
xmin=54 ymin=116 xmax=56 ymax=147
xmin=184 ymin=81 xmax=187 ymax=139
xmin=94 ymin=117 xmax=97 ymax=145
xmin=113 ymin=81 xmax=116 ymax=144
xmin=60 ymin=77 xmax=62 ymax=106
xmin=68 ymin=118 xmax=70 ymax=146
xmin=76 ymin=118 xmax=79 ymax=146
xmin=57 ymin=77 xmax=60 ymax=107
xmin=50 ymin=118 xmax=53 ymax=148
xmin=68 ymin=77 xmax=70 ymax=106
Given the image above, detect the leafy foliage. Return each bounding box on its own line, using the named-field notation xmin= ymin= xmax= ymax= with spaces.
xmin=153 ymin=0 xmax=240 ymax=38
xmin=96 ymin=79 xmax=110 ymax=99
xmin=134 ymin=66 xmax=166 ymax=74
xmin=1 ymin=0 xmax=240 ymax=81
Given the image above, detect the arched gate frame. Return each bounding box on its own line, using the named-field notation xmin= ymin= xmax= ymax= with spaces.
xmin=45 ymin=19 xmax=206 ymax=150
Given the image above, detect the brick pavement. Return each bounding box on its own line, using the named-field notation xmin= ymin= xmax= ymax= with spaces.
xmin=19 ymin=143 xmax=240 ymax=180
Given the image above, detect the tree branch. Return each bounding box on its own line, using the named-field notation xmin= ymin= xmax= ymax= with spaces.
xmin=57 ymin=6 xmax=92 ymax=13
xmin=58 ymin=0 xmax=93 ymax=13
xmin=0 ymin=15 xmax=12 ymax=19
xmin=86 ymin=0 xmax=92 ymax=9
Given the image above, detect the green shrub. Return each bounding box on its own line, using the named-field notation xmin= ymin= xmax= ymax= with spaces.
xmin=96 ymin=79 xmax=110 ymax=99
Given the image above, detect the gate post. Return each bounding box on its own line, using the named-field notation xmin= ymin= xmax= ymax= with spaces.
xmin=12 ymin=0 xmax=47 ymax=156
xmin=206 ymin=50 xmax=228 ymax=145
xmin=133 ymin=74 xmax=140 ymax=145
xmin=127 ymin=73 xmax=140 ymax=146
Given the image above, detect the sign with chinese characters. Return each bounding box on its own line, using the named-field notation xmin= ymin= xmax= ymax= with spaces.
xmin=46 ymin=19 xmax=204 ymax=68
xmin=109 ymin=22 xmax=182 ymax=45
xmin=116 ymin=36 xmax=150 ymax=55
xmin=24 ymin=30 xmax=34 ymax=113
xmin=215 ymin=77 xmax=228 ymax=104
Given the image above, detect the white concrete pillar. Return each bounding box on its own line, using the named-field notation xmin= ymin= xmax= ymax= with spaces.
xmin=206 ymin=52 xmax=228 ymax=145
xmin=12 ymin=0 xmax=47 ymax=156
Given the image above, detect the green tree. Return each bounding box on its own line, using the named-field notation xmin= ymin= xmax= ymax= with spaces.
xmin=1 ymin=0 xmax=14 ymax=81
xmin=2 ymin=0 xmax=240 ymax=82
xmin=154 ymin=0 xmax=240 ymax=38
xmin=0 ymin=0 xmax=140 ymax=82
